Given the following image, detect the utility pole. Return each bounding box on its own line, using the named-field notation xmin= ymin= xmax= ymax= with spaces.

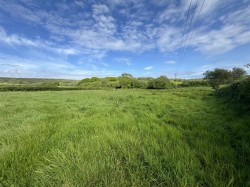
xmin=174 ymin=73 xmax=177 ymax=88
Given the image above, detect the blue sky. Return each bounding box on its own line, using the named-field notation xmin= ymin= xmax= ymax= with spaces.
xmin=0 ymin=0 xmax=250 ymax=79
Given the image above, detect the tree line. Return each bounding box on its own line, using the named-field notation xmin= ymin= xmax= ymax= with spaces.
xmin=78 ymin=73 xmax=174 ymax=89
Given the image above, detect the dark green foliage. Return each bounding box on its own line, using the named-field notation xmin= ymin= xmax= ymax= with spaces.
xmin=40 ymin=81 xmax=60 ymax=87
xmin=179 ymin=79 xmax=209 ymax=87
xmin=78 ymin=77 xmax=100 ymax=85
xmin=147 ymin=76 xmax=173 ymax=89
xmin=105 ymin=77 xmax=118 ymax=81
xmin=244 ymin=63 xmax=250 ymax=68
xmin=204 ymin=67 xmax=248 ymax=91
xmin=116 ymin=73 xmax=134 ymax=88
xmin=120 ymin=73 xmax=133 ymax=78
xmin=218 ymin=77 xmax=250 ymax=112
xmin=204 ymin=69 xmax=231 ymax=91
xmin=231 ymin=67 xmax=247 ymax=82
xmin=118 ymin=77 xmax=134 ymax=88
xmin=133 ymin=79 xmax=148 ymax=89
xmin=78 ymin=78 xmax=91 ymax=84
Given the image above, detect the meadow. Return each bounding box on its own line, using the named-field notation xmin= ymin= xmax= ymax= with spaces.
xmin=0 ymin=87 xmax=249 ymax=186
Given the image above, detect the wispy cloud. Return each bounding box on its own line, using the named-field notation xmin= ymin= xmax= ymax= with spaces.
xmin=1 ymin=0 xmax=249 ymax=55
xmin=144 ymin=66 xmax=154 ymax=70
xmin=0 ymin=63 xmax=19 ymax=67
xmin=114 ymin=57 xmax=132 ymax=66
xmin=201 ymin=64 xmax=212 ymax=68
xmin=0 ymin=54 xmax=121 ymax=79
xmin=0 ymin=0 xmax=249 ymax=79
xmin=165 ymin=60 xmax=176 ymax=64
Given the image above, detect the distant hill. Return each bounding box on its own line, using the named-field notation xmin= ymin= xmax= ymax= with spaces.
xmin=0 ymin=77 xmax=79 ymax=86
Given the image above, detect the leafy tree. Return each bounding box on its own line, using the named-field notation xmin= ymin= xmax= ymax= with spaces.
xmin=120 ymin=73 xmax=133 ymax=78
xmin=90 ymin=77 xmax=100 ymax=82
xmin=133 ymin=79 xmax=148 ymax=88
xmin=105 ymin=77 xmax=118 ymax=81
xmin=147 ymin=76 xmax=173 ymax=89
xmin=119 ymin=77 xmax=133 ymax=88
xmin=78 ymin=78 xmax=91 ymax=85
xmin=231 ymin=67 xmax=247 ymax=82
xmin=118 ymin=73 xmax=134 ymax=88
xmin=203 ymin=69 xmax=231 ymax=91
xmin=78 ymin=77 xmax=100 ymax=85
xmin=244 ymin=63 xmax=250 ymax=68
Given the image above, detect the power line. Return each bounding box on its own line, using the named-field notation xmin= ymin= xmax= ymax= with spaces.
xmin=174 ymin=0 xmax=206 ymax=80
xmin=178 ymin=0 xmax=205 ymax=73
xmin=176 ymin=0 xmax=199 ymax=75
xmin=175 ymin=0 xmax=194 ymax=73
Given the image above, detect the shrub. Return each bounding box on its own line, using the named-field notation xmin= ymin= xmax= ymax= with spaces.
xmin=218 ymin=77 xmax=250 ymax=112
xmin=231 ymin=67 xmax=247 ymax=82
xmin=179 ymin=79 xmax=209 ymax=87
xmin=105 ymin=77 xmax=118 ymax=81
xmin=78 ymin=77 xmax=100 ymax=85
xmin=133 ymin=79 xmax=148 ymax=89
xmin=204 ymin=69 xmax=231 ymax=91
xmin=147 ymin=76 xmax=173 ymax=89
xmin=118 ymin=77 xmax=133 ymax=88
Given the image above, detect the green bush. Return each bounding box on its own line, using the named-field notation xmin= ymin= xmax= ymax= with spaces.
xmin=118 ymin=77 xmax=133 ymax=88
xmin=105 ymin=77 xmax=118 ymax=81
xmin=78 ymin=77 xmax=100 ymax=85
xmin=147 ymin=76 xmax=173 ymax=89
xmin=179 ymin=79 xmax=209 ymax=87
xmin=218 ymin=77 xmax=250 ymax=112
xmin=133 ymin=79 xmax=148 ymax=89
xmin=204 ymin=69 xmax=231 ymax=91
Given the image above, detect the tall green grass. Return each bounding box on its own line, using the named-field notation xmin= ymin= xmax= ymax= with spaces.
xmin=0 ymin=88 xmax=249 ymax=186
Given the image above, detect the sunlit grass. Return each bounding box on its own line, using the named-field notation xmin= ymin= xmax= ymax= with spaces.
xmin=0 ymin=88 xmax=249 ymax=186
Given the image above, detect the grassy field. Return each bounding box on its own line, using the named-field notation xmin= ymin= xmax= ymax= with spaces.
xmin=0 ymin=88 xmax=249 ymax=186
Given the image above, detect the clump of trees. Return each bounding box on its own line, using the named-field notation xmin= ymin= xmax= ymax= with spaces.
xmin=147 ymin=76 xmax=173 ymax=89
xmin=118 ymin=73 xmax=134 ymax=88
xmin=78 ymin=77 xmax=100 ymax=84
xmin=204 ymin=67 xmax=247 ymax=91
xmin=77 ymin=67 xmax=248 ymax=91
xmin=78 ymin=74 xmax=174 ymax=89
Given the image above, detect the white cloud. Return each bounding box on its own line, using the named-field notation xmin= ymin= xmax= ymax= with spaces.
xmin=0 ymin=0 xmax=250 ymax=80
xmin=1 ymin=0 xmax=249 ymax=57
xmin=114 ymin=57 xmax=132 ymax=66
xmin=0 ymin=26 xmax=39 ymax=47
xmin=201 ymin=64 xmax=211 ymax=68
xmin=92 ymin=4 xmax=110 ymax=15
xmin=156 ymin=26 xmax=182 ymax=52
xmin=0 ymin=54 xmax=120 ymax=79
xmin=0 ymin=26 xmax=81 ymax=56
xmin=74 ymin=0 xmax=86 ymax=8
xmin=150 ymin=0 xmax=172 ymax=7
xmin=165 ymin=60 xmax=176 ymax=64
xmin=144 ymin=66 xmax=154 ymax=70
xmin=191 ymin=23 xmax=250 ymax=54
xmin=56 ymin=48 xmax=79 ymax=55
